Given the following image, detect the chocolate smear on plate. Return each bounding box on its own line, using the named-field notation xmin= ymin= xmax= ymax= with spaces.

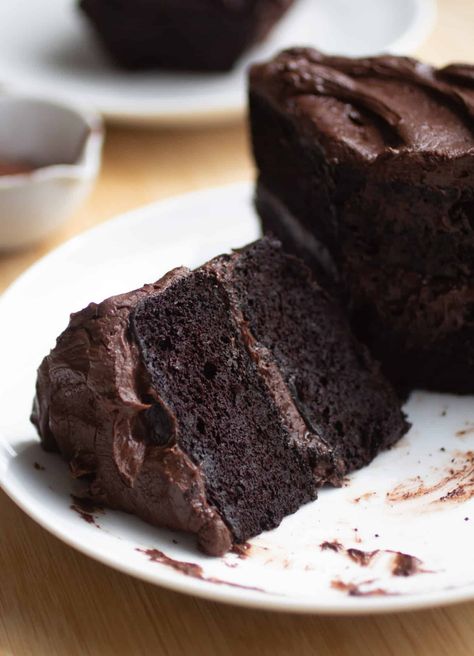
xmin=70 ymin=494 xmax=104 ymax=527
xmin=137 ymin=548 xmax=266 ymax=593
xmin=387 ymin=451 xmax=474 ymax=504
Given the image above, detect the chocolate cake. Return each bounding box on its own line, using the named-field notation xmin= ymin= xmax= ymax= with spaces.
xmin=79 ymin=0 xmax=296 ymax=72
xmin=249 ymin=48 xmax=474 ymax=393
xmin=31 ymin=238 xmax=407 ymax=555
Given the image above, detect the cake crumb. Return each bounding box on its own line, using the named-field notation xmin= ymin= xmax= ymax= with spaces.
xmin=230 ymin=542 xmax=252 ymax=558
xmin=331 ymin=579 xmax=393 ymax=597
xmin=353 ymin=491 xmax=376 ymax=504
xmin=320 ymin=540 xmax=343 ymax=552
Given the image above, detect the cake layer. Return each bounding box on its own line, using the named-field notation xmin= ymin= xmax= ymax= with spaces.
xmin=32 ymin=238 xmax=407 ymax=554
xmin=79 ymin=0 xmax=295 ymax=72
xmin=214 ymin=240 xmax=405 ymax=471
xmin=249 ymin=49 xmax=474 ymax=392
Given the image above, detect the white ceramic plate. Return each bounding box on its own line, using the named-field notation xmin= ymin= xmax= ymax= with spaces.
xmin=1 ymin=182 xmax=474 ymax=615
xmin=0 ymin=0 xmax=436 ymax=126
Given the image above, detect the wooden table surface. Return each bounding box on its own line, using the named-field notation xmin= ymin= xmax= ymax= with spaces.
xmin=1 ymin=2 xmax=474 ymax=654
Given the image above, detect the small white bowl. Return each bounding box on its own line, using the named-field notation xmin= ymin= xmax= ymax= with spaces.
xmin=0 ymin=94 xmax=103 ymax=250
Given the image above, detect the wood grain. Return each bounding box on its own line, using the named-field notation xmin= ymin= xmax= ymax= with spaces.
xmin=1 ymin=1 xmax=474 ymax=654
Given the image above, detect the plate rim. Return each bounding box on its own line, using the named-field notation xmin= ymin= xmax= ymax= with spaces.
xmin=2 ymin=181 xmax=474 ymax=615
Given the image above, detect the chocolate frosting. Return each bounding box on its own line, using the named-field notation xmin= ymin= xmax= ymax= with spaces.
xmin=31 ymin=270 xmax=233 ymax=556
xmin=250 ymin=48 xmax=474 ymax=161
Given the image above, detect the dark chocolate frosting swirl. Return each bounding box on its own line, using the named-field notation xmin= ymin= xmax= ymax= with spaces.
xmin=250 ymin=48 xmax=474 ymax=159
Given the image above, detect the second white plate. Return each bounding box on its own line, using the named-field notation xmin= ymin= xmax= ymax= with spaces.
xmin=0 ymin=0 xmax=436 ymax=125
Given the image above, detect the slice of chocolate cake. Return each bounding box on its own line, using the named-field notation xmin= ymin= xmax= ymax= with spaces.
xmin=79 ymin=0 xmax=296 ymax=72
xmin=249 ymin=48 xmax=474 ymax=393
xmin=32 ymin=238 xmax=407 ymax=555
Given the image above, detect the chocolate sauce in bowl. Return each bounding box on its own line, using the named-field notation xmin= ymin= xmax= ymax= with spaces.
xmin=0 ymin=160 xmax=36 ymax=176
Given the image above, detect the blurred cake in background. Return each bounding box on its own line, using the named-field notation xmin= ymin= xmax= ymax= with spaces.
xmin=79 ymin=0 xmax=296 ymax=72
